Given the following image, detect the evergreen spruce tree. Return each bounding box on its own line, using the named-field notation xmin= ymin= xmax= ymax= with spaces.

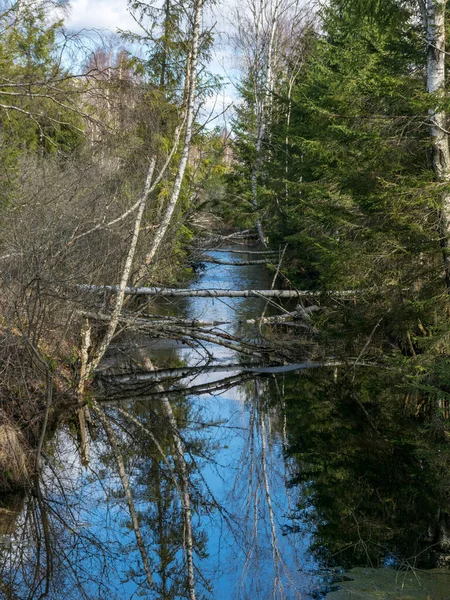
xmin=230 ymin=0 xmax=450 ymax=356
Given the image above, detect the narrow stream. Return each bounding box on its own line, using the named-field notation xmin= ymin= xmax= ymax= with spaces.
xmin=128 ymin=246 xmax=318 ymax=598
xmin=2 ymin=245 xmax=450 ymax=599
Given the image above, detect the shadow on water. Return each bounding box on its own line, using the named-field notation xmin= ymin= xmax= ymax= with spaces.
xmin=1 ymin=247 xmax=450 ymax=598
xmin=282 ymin=367 xmax=450 ymax=598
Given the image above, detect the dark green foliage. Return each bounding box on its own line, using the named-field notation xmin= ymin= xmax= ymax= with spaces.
xmin=0 ymin=5 xmax=84 ymax=156
xmin=269 ymin=3 xmax=433 ymax=289
xmin=122 ymin=0 xmax=217 ymax=103
xmin=123 ymin=0 xmax=187 ymax=97
xmin=227 ymin=0 xmax=450 ymax=361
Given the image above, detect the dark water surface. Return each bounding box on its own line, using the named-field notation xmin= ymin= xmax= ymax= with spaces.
xmin=1 ymin=247 xmax=450 ymax=599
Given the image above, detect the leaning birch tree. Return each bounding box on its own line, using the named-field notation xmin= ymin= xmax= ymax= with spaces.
xmin=74 ymin=0 xmax=208 ymax=468
xmin=135 ymin=0 xmax=205 ymax=281
xmin=76 ymin=0 xmax=208 ymax=390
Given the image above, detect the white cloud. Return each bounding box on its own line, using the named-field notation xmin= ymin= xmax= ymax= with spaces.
xmin=66 ymin=0 xmax=137 ymax=33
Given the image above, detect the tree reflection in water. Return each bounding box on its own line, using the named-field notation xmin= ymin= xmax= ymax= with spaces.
xmin=283 ymin=367 xmax=450 ymax=580
xmin=2 ymin=366 xmax=450 ymax=599
xmin=0 ymin=371 xmax=314 ymax=599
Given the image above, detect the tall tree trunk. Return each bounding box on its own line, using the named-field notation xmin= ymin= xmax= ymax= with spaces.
xmin=251 ymin=0 xmax=281 ymax=247
xmin=139 ymin=0 xmax=204 ymax=277
xmin=160 ymin=0 xmax=171 ymax=89
xmin=421 ymin=0 xmax=450 ymax=288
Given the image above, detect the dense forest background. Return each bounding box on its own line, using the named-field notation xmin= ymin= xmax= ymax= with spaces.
xmin=226 ymin=0 xmax=450 ymax=404
xmin=4 ymin=0 xmax=450 ymax=400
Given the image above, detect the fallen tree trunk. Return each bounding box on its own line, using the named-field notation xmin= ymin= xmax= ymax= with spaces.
xmin=147 ymin=325 xmax=273 ymax=359
xmin=76 ymin=285 xmax=355 ymax=299
xmin=82 ymin=309 xmax=302 ymax=329
xmin=200 ymin=256 xmax=275 ymax=266
xmin=207 ymin=229 xmax=255 ymax=240
xmin=206 ymin=249 xmax=278 ymax=255
xmin=98 ymin=360 xmax=348 ymax=386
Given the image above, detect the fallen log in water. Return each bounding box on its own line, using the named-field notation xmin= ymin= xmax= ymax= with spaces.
xmin=98 ymin=361 xmax=345 ymax=386
xmin=76 ymin=285 xmax=356 ymax=299
xmin=211 ymin=229 xmax=256 ymax=240
xmin=82 ymin=309 xmax=304 ymax=329
xmin=208 ymin=249 xmax=279 ymax=255
xmin=200 ymin=256 xmax=274 ymax=266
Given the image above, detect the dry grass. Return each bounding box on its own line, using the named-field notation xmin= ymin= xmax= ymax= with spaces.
xmin=0 ymin=411 xmax=31 ymax=492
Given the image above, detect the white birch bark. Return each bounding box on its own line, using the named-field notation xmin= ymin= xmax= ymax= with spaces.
xmin=210 ymin=248 xmax=278 ymax=254
xmin=82 ymin=308 xmax=302 ymax=329
xmin=84 ymin=157 xmax=156 ymax=378
xmin=76 ymin=284 xmax=355 ymax=298
xmin=139 ymin=0 xmax=204 ymax=276
xmin=420 ymin=0 xmax=450 ymax=287
xmin=77 ymin=319 xmax=92 ymax=467
xmin=250 ymin=0 xmax=281 ymax=246
xmin=200 ymin=256 xmax=275 ymax=265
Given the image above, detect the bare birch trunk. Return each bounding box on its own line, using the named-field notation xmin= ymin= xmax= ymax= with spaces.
xmin=74 ymin=160 xmax=156 ymax=465
xmin=138 ymin=0 xmax=204 ymax=277
xmin=76 ymin=319 xmax=92 ymax=467
xmin=85 ymin=158 xmax=156 ymax=378
xmin=421 ymin=0 xmax=450 ymax=288
xmin=284 ymin=75 xmax=295 ymax=205
xmin=200 ymin=256 xmax=275 ymax=265
xmin=77 ymin=284 xmax=355 ymax=298
xmin=82 ymin=308 xmax=302 ymax=329
xmin=250 ymin=0 xmax=281 ymax=246
xmin=251 ymin=124 xmax=268 ymax=246
xmin=210 ymin=248 xmax=278 ymax=254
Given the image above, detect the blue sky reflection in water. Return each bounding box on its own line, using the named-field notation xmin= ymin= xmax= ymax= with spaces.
xmin=0 ymin=247 xmax=317 ymax=599
xmin=5 ymin=248 xmax=450 ymax=598
xmin=138 ymin=248 xmax=320 ymax=598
